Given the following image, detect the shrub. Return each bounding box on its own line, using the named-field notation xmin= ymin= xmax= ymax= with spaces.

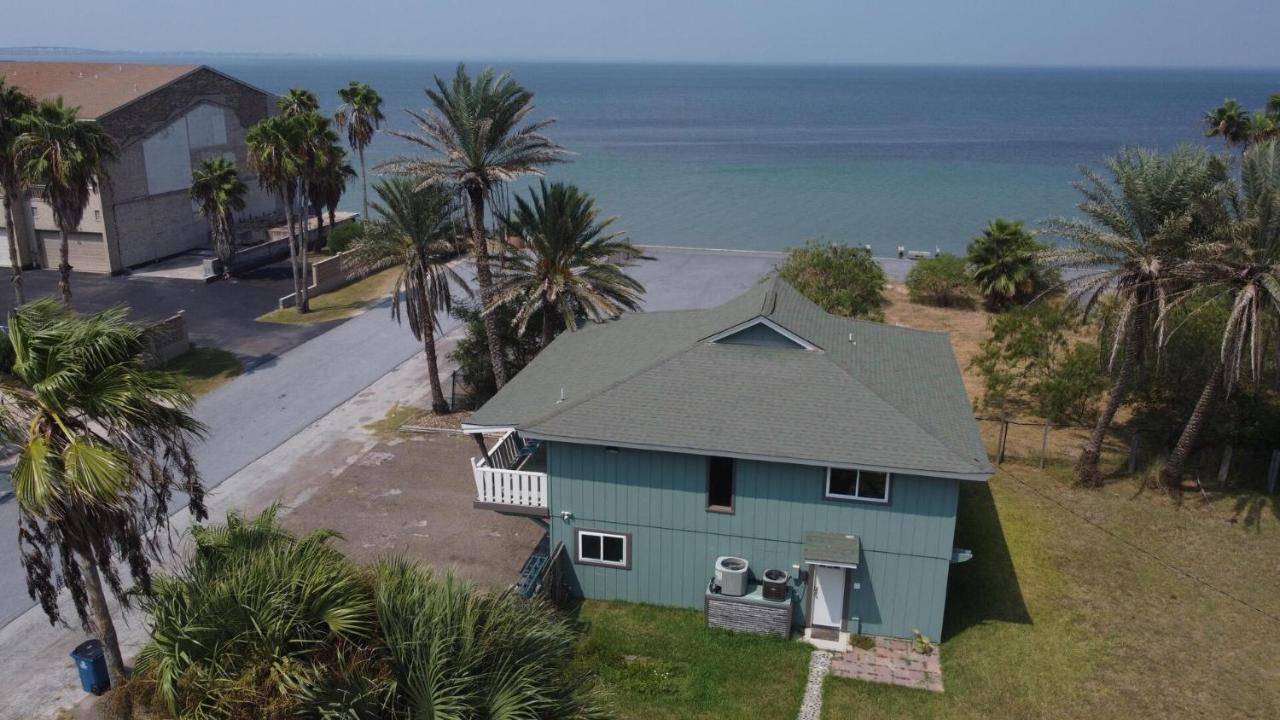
xmin=448 ymin=299 xmax=544 ymax=407
xmin=971 ymin=302 xmax=1106 ymax=423
xmin=134 ymin=507 xmax=603 ymax=719
xmin=326 ymin=220 xmax=363 ymax=254
xmin=905 ymin=254 xmax=973 ymax=307
xmin=777 ymin=240 xmax=886 ymax=320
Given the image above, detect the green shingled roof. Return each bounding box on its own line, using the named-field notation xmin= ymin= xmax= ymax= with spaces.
xmin=465 ymin=276 xmax=993 ymax=481
xmin=804 ymin=531 xmax=862 ymax=567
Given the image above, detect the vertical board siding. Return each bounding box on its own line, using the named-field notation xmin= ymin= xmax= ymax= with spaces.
xmin=547 ymin=442 xmax=960 ymax=639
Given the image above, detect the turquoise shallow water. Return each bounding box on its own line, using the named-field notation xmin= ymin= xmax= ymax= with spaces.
xmin=7 ymin=53 xmax=1277 ymax=253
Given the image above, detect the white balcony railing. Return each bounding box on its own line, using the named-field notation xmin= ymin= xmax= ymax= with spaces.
xmin=472 ymin=430 xmax=548 ymax=511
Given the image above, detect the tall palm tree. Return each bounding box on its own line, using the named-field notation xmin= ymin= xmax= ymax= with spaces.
xmin=1158 ymin=139 xmax=1280 ymax=492
xmin=1205 ymin=99 xmax=1250 ymax=153
xmin=307 ymin=143 xmax=355 ymax=251
xmin=966 ymin=218 xmax=1043 ymax=310
xmin=334 ymin=81 xmax=384 ymax=225
xmin=493 ymin=180 xmax=645 ymax=347
xmin=2 ymin=299 xmax=206 ymax=686
xmin=0 ymin=80 xmax=36 ymax=304
xmin=278 ymin=87 xmax=319 ymax=118
xmin=349 ymin=177 xmax=469 ymax=414
xmin=289 ymin=111 xmax=342 ymax=312
xmin=15 ymin=98 xmax=117 ymax=305
xmin=190 ymin=156 xmax=247 ymax=277
xmin=1266 ymin=92 xmax=1280 ymax=120
xmin=1040 ymin=146 xmax=1221 ymax=487
xmin=1244 ymin=112 xmax=1278 ymax=145
xmin=379 ymin=64 xmax=567 ymax=390
xmin=246 ymin=115 xmax=306 ymax=309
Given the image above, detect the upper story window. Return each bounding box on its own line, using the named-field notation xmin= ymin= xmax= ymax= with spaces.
xmin=826 ymin=467 xmax=890 ymax=503
xmin=706 ymin=456 xmax=735 ymax=513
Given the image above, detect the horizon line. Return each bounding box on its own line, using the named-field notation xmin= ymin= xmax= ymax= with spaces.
xmin=2 ymin=46 xmax=1278 ymax=73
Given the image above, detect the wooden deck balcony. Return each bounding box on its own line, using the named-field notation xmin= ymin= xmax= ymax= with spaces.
xmin=472 ymin=430 xmax=549 ymax=516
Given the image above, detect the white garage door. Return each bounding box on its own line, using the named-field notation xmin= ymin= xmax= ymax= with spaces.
xmin=0 ymin=228 xmax=8 ymax=268
xmin=39 ymin=230 xmax=110 ymax=274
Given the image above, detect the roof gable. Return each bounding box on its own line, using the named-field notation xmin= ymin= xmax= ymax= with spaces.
xmin=705 ymin=317 xmax=818 ymax=350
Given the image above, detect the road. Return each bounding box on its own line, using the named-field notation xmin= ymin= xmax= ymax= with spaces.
xmin=0 ymin=245 xmax=781 ymax=627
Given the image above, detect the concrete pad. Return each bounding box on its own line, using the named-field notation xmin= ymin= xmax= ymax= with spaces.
xmin=126 ymin=249 xmax=215 ymax=281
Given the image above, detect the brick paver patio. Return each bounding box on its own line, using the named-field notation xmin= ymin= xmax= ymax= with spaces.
xmin=829 ymin=636 xmax=944 ymax=692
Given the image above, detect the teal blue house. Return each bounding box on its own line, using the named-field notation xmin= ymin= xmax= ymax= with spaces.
xmin=464 ymin=277 xmax=991 ymax=642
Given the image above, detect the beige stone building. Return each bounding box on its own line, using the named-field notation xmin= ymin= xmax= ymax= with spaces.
xmin=0 ymin=61 xmax=284 ymax=274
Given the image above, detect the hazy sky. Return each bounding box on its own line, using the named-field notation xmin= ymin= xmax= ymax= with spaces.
xmin=2 ymin=0 xmax=1277 ymax=67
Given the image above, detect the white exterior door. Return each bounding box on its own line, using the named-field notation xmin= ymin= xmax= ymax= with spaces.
xmin=0 ymin=228 xmax=8 ymax=267
xmin=812 ymin=565 xmax=846 ymax=629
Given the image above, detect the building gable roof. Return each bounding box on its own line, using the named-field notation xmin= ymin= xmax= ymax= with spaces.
xmin=466 ymin=276 xmax=992 ymax=481
xmin=0 ymin=61 xmax=218 ymax=119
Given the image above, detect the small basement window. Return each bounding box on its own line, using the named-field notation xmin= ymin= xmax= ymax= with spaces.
xmin=826 ymin=468 xmax=890 ymax=503
xmin=576 ymin=529 xmax=629 ymax=568
xmin=706 ymin=456 xmax=735 ymax=513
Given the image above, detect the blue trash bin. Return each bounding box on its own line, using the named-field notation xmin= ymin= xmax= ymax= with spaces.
xmin=70 ymin=639 xmax=110 ymax=695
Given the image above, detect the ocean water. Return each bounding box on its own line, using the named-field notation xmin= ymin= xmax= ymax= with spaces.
xmin=11 ymin=53 xmax=1280 ymax=254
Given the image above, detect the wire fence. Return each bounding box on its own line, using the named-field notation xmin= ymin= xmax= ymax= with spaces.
xmin=977 ymin=416 xmax=1280 ymax=493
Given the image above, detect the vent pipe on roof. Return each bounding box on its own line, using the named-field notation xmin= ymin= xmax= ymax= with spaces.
xmin=556 ymin=388 xmax=566 ymax=404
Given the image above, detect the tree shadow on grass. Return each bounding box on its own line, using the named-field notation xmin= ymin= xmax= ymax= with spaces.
xmin=942 ymin=481 xmax=1031 ymax=640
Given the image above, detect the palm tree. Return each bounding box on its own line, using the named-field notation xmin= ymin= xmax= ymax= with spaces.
xmin=1266 ymin=92 xmax=1280 ymax=120
xmin=2 ymin=299 xmax=206 ymax=686
xmin=380 ymin=64 xmax=567 ymax=390
xmin=190 ymin=156 xmax=247 ymax=276
xmin=0 ymin=80 xmax=36 ymax=304
xmin=278 ymin=87 xmax=319 ymax=118
xmin=1244 ymin=112 xmax=1278 ymax=145
xmin=349 ymin=177 xmax=469 ymax=414
xmin=334 ymin=81 xmax=384 ymax=225
xmin=1205 ymin=99 xmax=1250 ymax=153
xmin=15 ymin=98 xmax=117 ymax=305
xmin=1157 ymin=139 xmax=1280 ymax=492
xmin=494 ymin=180 xmax=645 ymax=347
xmin=287 ymin=111 xmax=342 ymax=312
xmin=1040 ymin=146 xmax=1221 ymax=487
xmin=246 ymin=115 xmax=306 ymax=309
xmin=966 ymin=218 xmax=1043 ymax=310
xmin=307 ymin=143 xmax=355 ymax=251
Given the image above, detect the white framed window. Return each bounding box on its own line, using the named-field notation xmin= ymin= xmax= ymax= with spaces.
xmin=825 ymin=468 xmax=891 ymax=503
xmin=575 ymin=529 xmax=630 ymax=569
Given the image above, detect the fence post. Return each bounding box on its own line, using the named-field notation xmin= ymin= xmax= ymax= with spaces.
xmin=1267 ymin=450 xmax=1280 ymax=495
xmin=1216 ymin=445 xmax=1233 ymax=487
xmin=450 ymin=370 xmax=457 ymax=411
xmin=996 ymin=419 xmax=1009 ymax=465
xmin=1039 ymin=422 xmax=1051 ymax=469
xmin=1127 ymin=432 xmax=1140 ymax=475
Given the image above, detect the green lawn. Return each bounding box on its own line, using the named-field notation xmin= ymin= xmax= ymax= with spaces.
xmin=161 ymin=345 xmax=242 ymax=396
xmin=256 ymin=265 xmax=401 ymax=325
xmin=573 ymin=601 xmax=813 ymax=720
xmin=822 ymin=457 xmax=1280 ymax=719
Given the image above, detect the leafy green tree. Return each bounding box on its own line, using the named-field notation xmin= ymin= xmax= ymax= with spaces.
xmin=1158 ymin=139 xmax=1280 ymax=492
xmin=904 ymin=253 xmax=973 ymax=307
xmin=326 ymin=218 xmax=363 ymax=254
xmin=15 ymin=98 xmax=117 ymax=305
xmin=778 ymin=240 xmax=886 ymax=320
xmin=966 ymin=218 xmax=1047 ymax=310
xmin=190 ymin=156 xmax=247 ymax=276
xmin=334 ymin=81 xmax=385 ymax=226
xmin=246 ymin=115 xmax=305 ymax=308
xmin=971 ymin=302 xmax=1105 ymax=423
xmin=380 ymin=64 xmax=567 ymax=390
xmin=494 ymin=180 xmax=645 ymax=347
xmin=0 ymin=79 xmax=36 ymax=304
xmin=1040 ymin=146 xmax=1221 ymax=486
xmin=350 ymin=177 xmax=469 ymax=414
xmin=1204 ymin=99 xmax=1250 ymax=153
xmin=2 ymin=300 xmax=206 ymax=685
